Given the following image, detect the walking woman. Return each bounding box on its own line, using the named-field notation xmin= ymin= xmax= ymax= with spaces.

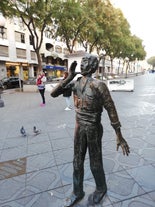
xmin=36 ymin=71 xmax=47 ymax=106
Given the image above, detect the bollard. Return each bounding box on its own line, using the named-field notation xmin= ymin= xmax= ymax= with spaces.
xmin=0 ymin=90 xmax=4 ymax=107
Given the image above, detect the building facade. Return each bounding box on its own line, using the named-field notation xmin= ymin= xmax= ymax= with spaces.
xmin=0 ymin=16 xmax=70 ymax=81
xmin=0 ymin=16 xmax=38 ymax=80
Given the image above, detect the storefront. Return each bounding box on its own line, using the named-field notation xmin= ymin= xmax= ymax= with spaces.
xmin=43 ymin=65 xmax=67 ymax=78
xmin=5 ymin=62 xmax=30 ymax=80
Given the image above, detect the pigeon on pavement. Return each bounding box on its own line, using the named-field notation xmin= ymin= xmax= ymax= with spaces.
xmin=20 ymin=126 xmax=27 ymax=137
xmin=33 ymin=126 xmax=41 ymax=135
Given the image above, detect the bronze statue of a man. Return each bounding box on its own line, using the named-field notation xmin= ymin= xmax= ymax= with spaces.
xmin=51 ymin=54 xmax=130 ymax=207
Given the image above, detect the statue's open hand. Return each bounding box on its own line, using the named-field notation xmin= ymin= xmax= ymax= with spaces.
xmin=116 ymin=136 xmax=130 ymax=156
xmin=69 ymin=61 xmax=77 ymax=76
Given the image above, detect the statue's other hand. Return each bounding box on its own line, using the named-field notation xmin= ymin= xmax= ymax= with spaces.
xmin=116 ymin=136 xmax=130 ymax=156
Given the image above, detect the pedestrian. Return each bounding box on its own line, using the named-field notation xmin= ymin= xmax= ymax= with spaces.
xmin=50 ymin=54 xmax=130 ymax=207
xmin=36 ymin=71 xmax=46 ymax=106
xmin=63 ymin=71 xmax=72 ymax=111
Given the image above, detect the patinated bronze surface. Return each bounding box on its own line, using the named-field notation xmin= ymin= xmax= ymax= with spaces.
xmin=51 ymin=54 xmax=130 ymax=207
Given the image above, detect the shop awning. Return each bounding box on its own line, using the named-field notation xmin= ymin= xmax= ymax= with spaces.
xmin=43 ymin=65 xmax=66 ymax=70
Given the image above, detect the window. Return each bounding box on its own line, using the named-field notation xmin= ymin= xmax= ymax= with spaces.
xmin=29 ymin=35 xmax=33 ymax=45
xmin=0 ymin=27 xmax=7 ymax=39
xmin=0 ymin=45 xmax=9 ymax=57
xmin=16 ymin=48 xmax=26 ymax=59
xmin=31 ymin=51 xmax=36 ymax=60
xmin=15 ymin=31 xmax=25 ymax=43
xmin=21 ymin=33 xmax=25 ymax=43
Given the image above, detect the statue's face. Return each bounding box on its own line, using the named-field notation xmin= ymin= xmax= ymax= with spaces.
xmin=80 ymin=56 xmax=89 ymax=74
xmin=80 ymin=55 xmax=98 ymax=75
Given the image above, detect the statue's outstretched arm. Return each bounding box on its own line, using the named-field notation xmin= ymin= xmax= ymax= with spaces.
xmin=99 ymin=82 xmax=130 ymax=156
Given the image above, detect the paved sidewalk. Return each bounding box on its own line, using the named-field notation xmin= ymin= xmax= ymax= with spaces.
xmin=0 ymin=75 xmax=155 ymax=207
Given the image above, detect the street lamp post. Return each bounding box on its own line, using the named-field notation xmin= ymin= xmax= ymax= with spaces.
xmin=117 ymin=51 xmax=122 ymax=75
xmin=125 ymin=57 xmax=129 ymax=78
xmin=0 ymin=15 xmax=6 ymax=107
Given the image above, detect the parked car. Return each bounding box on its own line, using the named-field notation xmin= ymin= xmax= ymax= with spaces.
xmin=1 ymin=77 xmax=23 ymax=89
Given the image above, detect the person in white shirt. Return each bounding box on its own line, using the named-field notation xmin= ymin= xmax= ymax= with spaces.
xmin=36 ymin=71 xmax=47 ymax=106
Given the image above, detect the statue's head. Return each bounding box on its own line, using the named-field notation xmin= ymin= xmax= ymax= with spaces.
xmin=80 ymin=54 xmax=99 ymax=76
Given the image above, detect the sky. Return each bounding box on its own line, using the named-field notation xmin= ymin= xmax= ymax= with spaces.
xmin=111 ymin=0 xmax=155 ymax=58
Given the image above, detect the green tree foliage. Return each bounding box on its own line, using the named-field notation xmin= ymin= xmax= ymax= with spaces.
xmin=147 ymin=56 xmax=155 ymax=69
xmin=0 ymin=0 xmax=60 ymax=71
xmin=53 ymin=0 xmax=87 ymax=53
xmin=78 ymin=0 xmax=107 ymax=53
xmin=131 ymin=35 xmax=146 ymax=60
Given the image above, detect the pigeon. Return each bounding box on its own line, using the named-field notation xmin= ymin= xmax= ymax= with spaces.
xmin=20 ymin=126 xmax=27 ymax=137
xmin=33 ymin=126 xmax=41 ymax=135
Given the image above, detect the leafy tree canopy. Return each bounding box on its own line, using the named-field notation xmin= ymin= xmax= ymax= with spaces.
xmin=147 ymin=56 xmax=155 ymax=68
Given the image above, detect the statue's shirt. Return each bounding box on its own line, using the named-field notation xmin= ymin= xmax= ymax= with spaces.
xmin=72 ymin=77 xmax=114 ymax=125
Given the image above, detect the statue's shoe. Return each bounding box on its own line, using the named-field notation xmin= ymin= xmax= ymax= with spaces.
xmin=88 ymin=189 xmax=107 ymax=205
xmin=64 ymin=192 xmax=85 ymax=207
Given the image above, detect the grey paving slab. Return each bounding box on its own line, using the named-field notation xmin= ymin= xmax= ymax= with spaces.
xmin=0 ymin=174 xmax=26 ymax=205
xmin=127 ymin=165 xmax=155 ymax=193
xmin=51 ymin=137 xmax=73 ymax=151
xmin=26 ymin=151 xmax=56 ymax=173
xmin=0 ymin=140 xmax=5 ymax=150
xmin=112 ymin=193 xmax=155 ymax=207
xmin=148 ymin=191 xmax=155 ymax=202
xmin=3 ymin=137 xmax=27 ymax=149
xmin=105 ymin=151 xmax=148 ymax=171
xmin=25 ymin=166 xmax=62 ymax=196
xmin=48 ymin=128 xmax=73 ymax=141
xmin=0 ymin=188 xmax=65 ymax=207
xmin=106 ymin=170 xmax=146 ymax=203
xmin=27 ymin=133 xmax=50 ymax=144
xmin=103 ymin=154 xmax=126 ymax=173
xmin=27 ymin=140 xmax=52 ymax=156
xmin=0 ymin=145 xmax=27 ymax=162
xmin=140 ymin=148 xmax=155 ymax=164
xmin=53 ymin=148 xmax=74 ymax=166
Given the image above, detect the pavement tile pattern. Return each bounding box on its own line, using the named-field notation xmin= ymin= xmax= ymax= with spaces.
xmin=0 ymin=157 xmax=26 ymax=180
xmin=0 ymin=74 xmax=155 ymax=207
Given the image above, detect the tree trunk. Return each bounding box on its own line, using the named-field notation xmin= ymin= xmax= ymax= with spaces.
xmin=36 ymin=50 xmax=42 ymax=72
